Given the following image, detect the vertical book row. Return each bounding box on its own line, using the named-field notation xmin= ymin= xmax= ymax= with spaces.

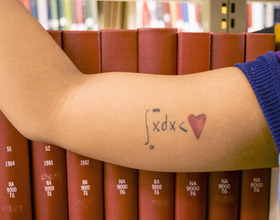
xmin=0 ymin=29 xmax=277 ymax=220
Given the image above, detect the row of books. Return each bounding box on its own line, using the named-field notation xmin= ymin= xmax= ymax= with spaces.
xmin=1 ymin=29 xmax=279 ymax=220
xmin=20 ymin=0 xmax=202 ymax=31
xmin=247 ymin=2 xmax=280 ymax=33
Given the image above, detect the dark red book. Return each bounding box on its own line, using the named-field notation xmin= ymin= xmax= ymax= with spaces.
xmin=207 ymin=171 xmax=240 ymax=220
xmin=0 ymin=111 xmax=32 ymax=219
xmin=138 ymin=28 xmax=177 ymax=220
xmin=177 ymin=32 xmax=211 ymax=75
xmin=30 ymin=30 xmax=68 ymax=220
xmin=101 ymin=29 xmax=138 ymax=220
xmin=31 ymin=142 xmax=68 ymax=219
xmin=211 ymin=33 xmax=245 ymax=69
xmin=104 ymin=163 xmax=138 ymax=220
xmin=239 ymin=168 xmax=271 ymax=220
xmin=207 ymin=33 xmax=245 ymax=220
xmin=245 ymin=33 xmax=275 ymax=62
xmin=139 ymin=171 xmax=175 ymax=220
xmin=238 ymin=33 xmax=275 ymax=220
xmin=63 ymin=31 xmax=103 ymax=220
xmin=175 ymin=32 xmax=211 ymax=220
xmin=138 ymin=28 xmax=177 ymax=75
xmin=175 ymin=172 xmax=207 ymax=219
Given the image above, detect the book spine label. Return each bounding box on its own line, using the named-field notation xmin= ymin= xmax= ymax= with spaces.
xmin=104 ymin=163 xmax=138 ymax=220
xmin=207 ymin=171 xmax=240 ymax=220
xmin=67 ymin=151 xmax=103 ymax=220
xmin=0 ymin=112 xmax=32 ymax=219
xmin=239 ymin=168 xmax=271 ymax=219
xmin=175 ymin=172 xmax=207 ymax=219
xmin=139 ymin=171 xmax=175 ymax=220
xmin=31 ymin=142 xmax=68 ymax=219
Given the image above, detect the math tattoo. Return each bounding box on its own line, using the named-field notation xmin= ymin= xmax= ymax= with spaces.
xmin=144 ymin=109 xmax=207 ymax=149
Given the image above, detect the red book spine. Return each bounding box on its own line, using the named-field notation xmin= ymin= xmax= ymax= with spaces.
xmin=239 ymin=33 xmax=275 ymax=220
xmin=104 ymin=163 xmax=138 ymax=220
xmin=138 ymin=28 xmax=177 ymax=220
xmin=175 ymin=172 xmax=207 ymax=219
xmin=31 ymin=143 xmax=68 ymax=219
xmin=139 ymin=171 xmax=175 ymax=220
xmin=239 ymin=168 xmax=271 ymax=220
xmin=0 ymin=112 xmax=32 ymax=219
xmin=101 ymin=29 xmax=138 ymax=220
xmin=138 ymin=28 xmax=177 ymax=75
xmin=211 ymin=33 xmax=245 ymax=69
xmin=30 ymin=30 xmax=68 ymax=220
xmin=177 ymin=32 xmax=211 ymax=75
xmin=245 ymin=33 xmax=275 ymax=62
xmin=101 ymin=29 xmax=137 ymax=73
xmin=207 ymin=171 xmax=240 ymax=220
xmin=175 ymin=32 xmax=211 ymax=220
xmin=63 ymin=31 xmax=103 ymax=220
xmin=207 ymin=33 xmax=245 ymax=220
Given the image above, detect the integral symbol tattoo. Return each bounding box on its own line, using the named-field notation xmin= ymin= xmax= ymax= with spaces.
xmin=144 ymin=109 xmax=207 ymax=149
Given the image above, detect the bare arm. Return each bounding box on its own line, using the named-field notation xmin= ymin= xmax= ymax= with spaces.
xmin=0 ymin=0 xmax=278 ymax=172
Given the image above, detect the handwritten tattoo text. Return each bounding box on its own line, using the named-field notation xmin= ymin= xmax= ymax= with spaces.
xmin=144 ymin=108 xmax=207 ymax=149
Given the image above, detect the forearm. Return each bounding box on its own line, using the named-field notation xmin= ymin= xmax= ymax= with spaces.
xmin=51 ymin=69 xmax=278 ymax=172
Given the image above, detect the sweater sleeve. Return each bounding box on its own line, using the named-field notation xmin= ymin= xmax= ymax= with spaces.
xmin=234 ymin=51 xmax=280 ymax=154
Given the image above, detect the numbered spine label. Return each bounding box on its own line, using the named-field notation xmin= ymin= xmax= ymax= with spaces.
xmin=152 ymin=179 xmax=162 ymax=195
xmin=117 ymin=179 xmax=128 ymax=195
xmin=186 ymin=181 xmax=200 ymax=196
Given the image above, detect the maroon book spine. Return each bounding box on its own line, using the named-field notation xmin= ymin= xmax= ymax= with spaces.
xmin=175 ymin=32 xmax=211 ymax=219
xmin=211 ymin=33 xmax=245 ymax=69
xmin=139 ymin=171 xmax=175 ymax=220
xmin=104 ymin=163 xmax=138 ymax=220
xmin=175 ymin=172 xmax=207 ymax=220
xmin=63 ymin=31 xmax=103 ymax=220
xmin=239 ymin=33 xmax=275 ymax=220
xmin=30 ymin=30 xmax=68 ymax=220
xmin=207 ymin=171 xmax=240 ymax=220
xmin=101 ymin=29 xmax=138 ymax=220
xmin=239 ymin=168 xmax=271 ymax=220
xmin=177 ymin=32 xmax=211 ymax=75
xmin=138 ymin=28 xmax=177 ymax=220
xmin=31 ymin=142 xmax=68 ymax=219
xmin=245 ymin=33 xmax=275 ymax=62
xmin=138 ymin=28 xmax=177 ymax=75
xmin=0 ymin=111 xmax=32 ymax=219
xmin=207 ymin=33 xmax=245 ymax=220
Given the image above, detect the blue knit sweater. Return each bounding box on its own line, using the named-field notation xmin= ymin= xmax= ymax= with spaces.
xmin=234 ymin=51 xmax=280 ymax=154
xmin=234 ymin=51 xmax=280 ymax=210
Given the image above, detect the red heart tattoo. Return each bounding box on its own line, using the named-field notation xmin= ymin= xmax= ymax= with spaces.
xmin=188 ymin=114 xmax=207 ymax=140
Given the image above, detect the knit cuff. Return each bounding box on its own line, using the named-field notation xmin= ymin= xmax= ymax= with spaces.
xmin=234 ymin=51 xmax=280 ymax=153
